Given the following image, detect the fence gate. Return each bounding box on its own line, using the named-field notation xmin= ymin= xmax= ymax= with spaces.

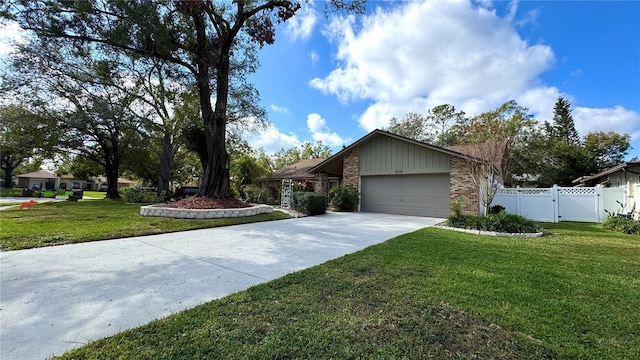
xmin=557 ymin=187 xmax=599 ymax=222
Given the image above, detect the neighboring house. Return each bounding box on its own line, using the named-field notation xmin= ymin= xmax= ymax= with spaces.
xmin=309 ymin=129 xmax=479 ymax=217
xmin=271 ymin=158 xmax=327 ymax=189
xmin=59 ymin=174 xmax=87 ymax=190
xmin=15 ymin=169 xmax=60 ymax=190
xmin=16 ymin=171 xmax=135 ymax=191
xmin=93 ymin=176 xmax=136 ymax=191
xmin=574 ymin=160 xmax=640 ymax=213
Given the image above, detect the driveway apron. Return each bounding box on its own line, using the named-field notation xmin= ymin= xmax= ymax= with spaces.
xmin=1 ymin=212 xmax=442 ymax=359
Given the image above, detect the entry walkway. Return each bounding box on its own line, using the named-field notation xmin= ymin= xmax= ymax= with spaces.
xmin=0 ymin=212 xmax=442 ymax=359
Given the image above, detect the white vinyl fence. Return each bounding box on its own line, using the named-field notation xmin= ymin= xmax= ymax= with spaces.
xmin=492 ymin=185 xmax=625 ymax=223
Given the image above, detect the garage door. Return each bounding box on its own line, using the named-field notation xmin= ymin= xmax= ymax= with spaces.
xmin=361 ymin=174 xmax=450 ymax=217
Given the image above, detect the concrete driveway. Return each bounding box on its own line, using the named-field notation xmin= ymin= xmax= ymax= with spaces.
xmin=0 ymin=212 xmax=442 ymax=360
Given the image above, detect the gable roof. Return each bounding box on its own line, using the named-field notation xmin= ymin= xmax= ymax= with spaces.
xmin=309 ymin=129 xmax=474 ymax=174
xmin=15 ymin=169 xmax=57 ymax=179
xmin=574 ymin=161 xmax=640 ymax=185
xmin=272 ymin=158 xmax=326 ymax=180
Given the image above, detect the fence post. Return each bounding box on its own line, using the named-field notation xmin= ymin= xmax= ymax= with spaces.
xmin=596 ymin=185 xmax=604 ymax=222
xmin=552 ymin=185 xmax=559 ymax=223
xmin=516 ymin=185 xmax=521 ymax=216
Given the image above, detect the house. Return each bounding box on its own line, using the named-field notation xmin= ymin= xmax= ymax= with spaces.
xmin=59 ymin=174 xmax=87 ymax=190
xmin=271 ymin=158 xmax=328 ymax=190
xmin=59 ymin=175 xmax=135 ymax=191
xmin=16 ymin=171 xmax=135 ymax=191
xmin=309 ymin=129 xmax=479 ymax=217
xmin=574 ymin=160 xmax=640 ymax=213
xmin=15 ymin=169 xmax=60 ymax=190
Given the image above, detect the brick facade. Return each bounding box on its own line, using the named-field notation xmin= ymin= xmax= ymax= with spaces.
xmin=314 ymin=172 xmax=329 ymax=194
xmin=342 ymin=149 xmax=360 ymax=188
xmin=449 ymin=156 xmax=479 ymax=215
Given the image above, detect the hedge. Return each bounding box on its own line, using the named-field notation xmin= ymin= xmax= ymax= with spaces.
xmin=292 ymin=191 xmax=326 ymax=216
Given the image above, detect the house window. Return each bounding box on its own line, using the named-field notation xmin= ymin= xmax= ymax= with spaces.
xmin=329 ymin=178 xmax=340 ymax=190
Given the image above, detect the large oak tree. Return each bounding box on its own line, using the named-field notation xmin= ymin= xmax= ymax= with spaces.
xmin=2 ymin=0 xmax=364 ymax=198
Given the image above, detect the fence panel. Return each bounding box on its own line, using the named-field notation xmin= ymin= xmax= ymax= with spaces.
xmin=494 ymin=185 xmax=626 ymax=223
xmin=493 ymin=188 xmax=556 ymax=222
xmin=603 ymin=187 xmax=626 ymax=215
xmin=492 ymin=189 xmax=518 ymax=214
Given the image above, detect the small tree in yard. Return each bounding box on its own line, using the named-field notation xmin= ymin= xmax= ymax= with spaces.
xmin=456 ymin=101 xmax=534 ymax=215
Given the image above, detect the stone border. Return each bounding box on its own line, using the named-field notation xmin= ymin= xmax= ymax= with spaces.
xmin=436 ymin=225 xmax=543 ymax=238
xmin=140 ymin=204 xmax=273 ymax=219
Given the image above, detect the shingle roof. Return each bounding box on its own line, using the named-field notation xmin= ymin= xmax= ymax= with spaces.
xmin=15 ymin=169 xmax=57 ymax=179
xmin=272 ymin=158 xmax=326 ymax=180
xmin=575 ymin=161 xmax=640 ymax=184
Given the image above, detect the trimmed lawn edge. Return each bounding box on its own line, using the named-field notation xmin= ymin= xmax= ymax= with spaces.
xmin=436 ymin=225 xmax=544 ymax=237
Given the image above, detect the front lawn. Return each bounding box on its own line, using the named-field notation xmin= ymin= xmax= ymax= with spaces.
xmin=55 ymin=222 xmax=639 ymax=359
xmin=0 ymin=200 xmax=289 ymax=250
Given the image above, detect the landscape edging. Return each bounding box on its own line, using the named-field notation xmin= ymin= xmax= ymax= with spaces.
xmin=436 ymin=225 xmax=543 ymax=238
xmin=140 ymin=204 xmax=273 ymax=219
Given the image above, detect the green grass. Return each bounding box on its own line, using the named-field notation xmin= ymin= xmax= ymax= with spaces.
xmin=83 ymin=190 xmax=107 ymax=198
xmin=0 ymin=200 xmax=289 ymax=250
xmin=0 ymin=187 xmax=28 ymax=197
xmin=54 ymin=222 xmax=639 ymax=359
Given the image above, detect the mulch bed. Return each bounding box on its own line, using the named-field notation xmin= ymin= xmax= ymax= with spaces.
xmin=165 ymin=197 xmax=249 ymax=209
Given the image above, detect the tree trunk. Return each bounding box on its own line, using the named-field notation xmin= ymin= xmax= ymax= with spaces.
xmin=102 ymin=140 xmax=121 ymax=200
xmin=192 ymin=10 xmax=232 ymax=199
xmin=2 ymin=159 xmax=17 ymax=188
xmin=105 ymin=165 xmax=120 ymax=199
xmin=157 ymin=130 xmax=175 ymax=196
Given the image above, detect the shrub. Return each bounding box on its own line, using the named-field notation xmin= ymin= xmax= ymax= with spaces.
xmin=447 ymin=210 xmax=541 ymax=234
xmin=292 ymin=191 xmax=326 ymax=215
xmin=603 ymin=215 xmax=640 ymax=235
xmin=488 ymin=204 xmax=505 ymax=214
xmin=119 ymin=187 xmax=160 ymax=204
xmin=242 ymin=184 xmax=275 ymax=204
xmin=328 ymin=185 xmax=359 ymax=211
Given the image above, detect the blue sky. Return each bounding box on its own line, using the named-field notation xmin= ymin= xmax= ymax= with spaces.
xmin=1 ymin=0 xmax=638 ymax=160
xmin=248 ymin=0 xmax=640 ymax=159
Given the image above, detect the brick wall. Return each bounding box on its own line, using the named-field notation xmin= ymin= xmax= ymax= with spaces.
xmin=314 ymin=172 xmax=329 ymax=194
xmin=342 ymin=148 xmax=360 ymax=187
xmin=449 ymin=156 xmax=479 ymax=215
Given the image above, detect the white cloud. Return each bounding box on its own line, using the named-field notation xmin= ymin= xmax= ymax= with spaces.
xmin=311 ymin=0 xmax=555 ymax=131
xmin=306 ymin=113 xmax=350 ymax=146
xmin=306 ymin=113 xmax=326 ymax=132
xmin=516 ymin=86 xmax=563 ymax=123
xmin=309 ymin=50 xmax=319 ymax=65
xmin=312 ymin=132 xmax=347 ymax=147
xmin=574 ymin=106 xmax=640 ymax=142
xmin=285 ymin=0 xmax=317 ymax=41
xmin=570 ymin=69 xmax=583 ymax=78
xmin=248 ymin=123 xmax=301 ymax=153
xmin=270 ymin=104 xmax=290 ymax=114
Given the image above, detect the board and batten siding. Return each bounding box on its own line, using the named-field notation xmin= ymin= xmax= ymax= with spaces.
xmin=359 ymin=136 xmax=450 ymax=176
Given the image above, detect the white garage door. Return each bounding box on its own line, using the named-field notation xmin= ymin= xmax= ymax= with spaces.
xmin=361 ymin=174 xmax=450 ymax=218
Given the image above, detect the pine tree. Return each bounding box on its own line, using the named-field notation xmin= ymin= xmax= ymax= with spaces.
xmin=552 ymin=97 xmax=580 ymax=144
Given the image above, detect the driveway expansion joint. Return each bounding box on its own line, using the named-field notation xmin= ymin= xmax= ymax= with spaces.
xmin=135 ymin=239 xmax=268 ymax=281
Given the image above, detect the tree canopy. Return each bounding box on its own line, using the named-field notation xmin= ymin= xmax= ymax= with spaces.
xmin=1 ymin=0 xmax=364 ymax=199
